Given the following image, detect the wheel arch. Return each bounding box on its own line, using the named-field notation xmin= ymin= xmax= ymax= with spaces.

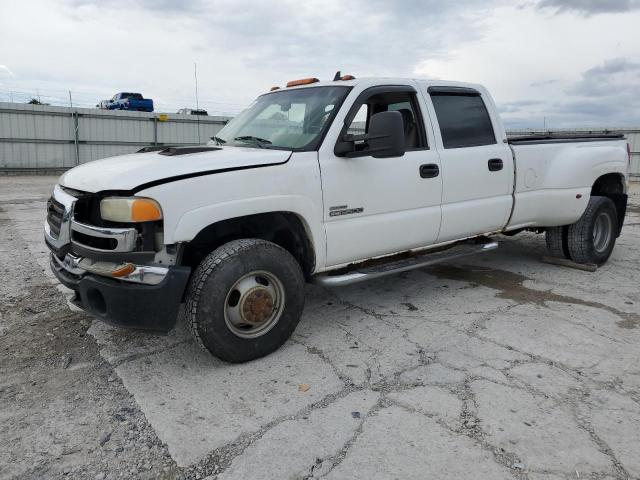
xmin=591 ymin=172 xmax=628 ymax=236
xmin=180 ymin=211 xmax=316 ymax=278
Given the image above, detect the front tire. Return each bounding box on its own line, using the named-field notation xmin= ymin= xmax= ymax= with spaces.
xmin=566 ymin=196 xmax=618 ymax=265
xmin=185 ymin=239 xmax=305 ymax=363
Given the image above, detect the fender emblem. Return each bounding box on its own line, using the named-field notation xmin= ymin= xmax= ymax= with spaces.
xmin=329 ymin=206 xmax=364 ymax=217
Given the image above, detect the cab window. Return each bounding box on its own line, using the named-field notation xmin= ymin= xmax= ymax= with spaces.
xmin=430 ymin=92 xmax=496 ymax=149
xmin=344 ymin=91 xmax=427 ymax=151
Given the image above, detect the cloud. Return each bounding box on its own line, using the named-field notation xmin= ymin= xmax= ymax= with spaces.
xmin=190 ymin=0 xmax=495 ymax=76
xmin=2 ymin=0 xmax=640 ymax=128
xmin=530 ymin=79 xmax=559 ymax=87
xmin=536 ymin=0 xmax=640 ymax=15
xmin=0 ymin=65 xmax=13 ymax=78
xmin=520 ymin=58 xmax=640 ymax=127
xmin=571 ymin=58 xmax=640 ymax=96
xmin=498 ymin=99 xmax=545 ymax=114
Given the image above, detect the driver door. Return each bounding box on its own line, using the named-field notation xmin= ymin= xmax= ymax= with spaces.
xmin=319 ymin=85 xmax=443 ymax=267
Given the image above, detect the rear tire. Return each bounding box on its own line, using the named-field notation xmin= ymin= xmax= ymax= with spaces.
xmin=566 ymin=196 xmax=617 ymax=265
xmin=185 ymin=239 xmax=305 ymax=363
xmin=545 ymin=226 xmax=568 ymax=259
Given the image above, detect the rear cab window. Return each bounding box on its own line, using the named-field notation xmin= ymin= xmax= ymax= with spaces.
xmin=428 ymin=87 xmax=496 ymax=149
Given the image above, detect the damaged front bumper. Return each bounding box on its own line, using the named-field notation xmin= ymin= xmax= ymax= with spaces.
xmin=44 ymin=183 xmax=190 ymax=332
xmin=50 ymin=252 xmax=190 ymax=332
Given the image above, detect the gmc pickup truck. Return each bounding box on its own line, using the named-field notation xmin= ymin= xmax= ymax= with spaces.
xmin=45 ymin=76 xmax=630 ymax=362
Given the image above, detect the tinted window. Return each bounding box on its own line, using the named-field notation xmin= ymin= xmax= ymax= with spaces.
xmin=430 ymin=94 xmax=496 ymax=149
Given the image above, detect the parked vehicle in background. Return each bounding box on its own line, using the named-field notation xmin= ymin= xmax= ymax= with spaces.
xmin=45 ymin=76 xmax=630 ymax=363
xmin=177 ymin=108 xmax=208 ymax=116
xmin=97 ymin=100 xmax=110 ymax=110
xmin=106 ymin=92 xmax=154 ymax=112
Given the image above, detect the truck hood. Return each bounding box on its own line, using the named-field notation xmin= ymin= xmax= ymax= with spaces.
xmin=60 ymin=146 xmax=292 ymax=193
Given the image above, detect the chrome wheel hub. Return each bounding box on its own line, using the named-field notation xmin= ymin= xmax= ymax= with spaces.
xmin=224 ymin=271 xmax=285 ymax=338
xmin=593 ymin=212 xmax=613 ymax=254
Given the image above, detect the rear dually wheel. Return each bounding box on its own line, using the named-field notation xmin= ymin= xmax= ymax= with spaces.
xmin=566 ymin=196 xmax=617 ymax=265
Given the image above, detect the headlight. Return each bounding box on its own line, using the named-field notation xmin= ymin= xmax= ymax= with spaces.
xmin=100 ymin=197 xmax=162 ymax=222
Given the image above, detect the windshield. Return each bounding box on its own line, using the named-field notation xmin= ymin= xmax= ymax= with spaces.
xmin=213 ymin=86 xmax=350 ymax=150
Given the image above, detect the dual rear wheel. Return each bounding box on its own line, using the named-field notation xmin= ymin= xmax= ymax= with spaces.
xmin=545 ymin=196 xmax=618 ymax=265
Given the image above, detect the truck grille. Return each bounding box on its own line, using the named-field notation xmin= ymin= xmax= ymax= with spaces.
xmin=46 ymin=197 xmax=65 ymax=238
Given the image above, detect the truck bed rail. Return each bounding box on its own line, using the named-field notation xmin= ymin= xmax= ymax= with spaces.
xmin=508 ymin=133 xmax=625 ymax=145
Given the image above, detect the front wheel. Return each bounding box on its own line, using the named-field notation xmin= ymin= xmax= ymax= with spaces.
xmin=566 ymin=196 xmax=618 ymax=265
xmin=185 ymin=239 xmax=305 ymax=363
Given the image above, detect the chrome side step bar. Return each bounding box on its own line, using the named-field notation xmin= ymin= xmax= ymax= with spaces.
xmin=313 ymin=240 xmax=499 ymax=287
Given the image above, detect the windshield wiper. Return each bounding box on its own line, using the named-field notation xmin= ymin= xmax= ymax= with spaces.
xmin=234 ymin=135 xmax=272 ymax=148
xmin=210 ymin=136 xmax=227 ymax=145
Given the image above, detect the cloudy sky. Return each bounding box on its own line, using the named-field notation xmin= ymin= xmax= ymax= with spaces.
xmin=1 ymin=0 xmax=639 ymax=128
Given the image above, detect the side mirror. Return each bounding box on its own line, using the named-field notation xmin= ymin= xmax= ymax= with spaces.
xmin=367 ymin=111 xmax=405 ymax=158
xmin=335 ymin=110 xmax=406 ymax=158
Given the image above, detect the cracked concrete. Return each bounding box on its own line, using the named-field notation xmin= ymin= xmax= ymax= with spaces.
xmin=1 ymin=176 xmax=639 ymax=479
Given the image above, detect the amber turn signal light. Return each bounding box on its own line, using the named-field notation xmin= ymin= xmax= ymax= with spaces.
xmin=100 ymin=197 xmax=163 ymax=223
xmin=131 ymin=199 xmax=162 ymax=222
xmin=111 ymin=263 xmax=135 ymax=278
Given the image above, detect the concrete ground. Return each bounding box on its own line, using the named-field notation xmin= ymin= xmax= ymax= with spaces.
xmin=1 ymin=176 xmax=639 ymax=480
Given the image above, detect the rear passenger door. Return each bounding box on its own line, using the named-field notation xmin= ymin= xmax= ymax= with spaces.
xmin=424 ymin=86 xmax=513 ymax=243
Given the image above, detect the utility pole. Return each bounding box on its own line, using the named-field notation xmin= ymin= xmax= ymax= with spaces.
xmin=194 ymin=62 xmax=199 ymax=110
xmin=69 ymin=90 xmax=73 ymax=108
xmin=194 ymin=62 xmax=201 ymax=144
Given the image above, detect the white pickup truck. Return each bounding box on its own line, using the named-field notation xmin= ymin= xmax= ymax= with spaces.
xmin=45 ymin=76 xmax=631 ymax=362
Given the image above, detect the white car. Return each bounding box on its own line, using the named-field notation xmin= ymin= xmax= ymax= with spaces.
xmin=45 ymin=76 xmax=630 ymax=362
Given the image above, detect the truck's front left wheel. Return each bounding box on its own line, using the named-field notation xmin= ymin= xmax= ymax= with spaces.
xmin=185 ymin=239 xmax=305 ymax=363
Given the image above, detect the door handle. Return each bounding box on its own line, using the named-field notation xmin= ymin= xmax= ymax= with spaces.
xmin=488 ymin=158 xmax=504 ymax=172
xmin=420 ymin=163 xmax=440 ymax=178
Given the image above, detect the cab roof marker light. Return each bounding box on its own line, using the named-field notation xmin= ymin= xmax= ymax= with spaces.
xmin=332 ymin=71 xmax=355 ymax=81
xmin=286 ymin=78 xmax=319 ymax=87
xmin=270 ymin=86 xmax=280 ymax=91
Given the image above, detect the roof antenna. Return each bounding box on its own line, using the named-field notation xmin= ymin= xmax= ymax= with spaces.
xmin=333 ymin=70 xmax=341 ymax=81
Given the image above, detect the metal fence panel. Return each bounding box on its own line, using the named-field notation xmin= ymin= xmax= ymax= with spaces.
xmin=0 ymin=102 xmax=229 ymax=172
